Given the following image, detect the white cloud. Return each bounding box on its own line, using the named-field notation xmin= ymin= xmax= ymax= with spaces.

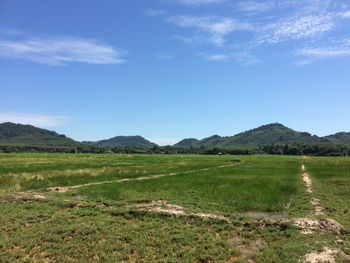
xmin=237 ymin=1 xmax=275 ymax=13
xmin=294 ymin=39 xmax=350 ymax=59
xmin=296 ymin=0 xmax=333 ymax=14
xmin=296 ymin=47 xmax=350 ymax=58
xmin=256 ymin=14 xmax=336 ymax=44
xmin=198 ymin=52 xmax=230 ymax=61
xmin=171 ymin=0 xmax=227 ymax=5
xmin=167 ymin=15 xmax=252 ymax=46
xmin=199 ymin=51 xmax=261 ymax=65
xmin=293 ymin=38 xmax=350 ymax=65
xmin=0 ymin=36 xmax=126 ymax=65
xmin=0 ymin=113 xmax=71 ymax=127
xmin=342 ymin=10 xmax=350 ymax=18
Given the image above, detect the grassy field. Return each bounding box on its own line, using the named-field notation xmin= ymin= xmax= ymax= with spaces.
xmin=0 ymin=154 xmax=349 ymax=262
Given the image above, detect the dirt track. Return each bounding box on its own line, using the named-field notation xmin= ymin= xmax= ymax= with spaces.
xmin=47 ymin=163 xmax=238 ymax=193
xmin=300 ymin=164 xmax=349 ymax=262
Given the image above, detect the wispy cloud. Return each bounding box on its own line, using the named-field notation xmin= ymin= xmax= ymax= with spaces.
xmin=170 ymin=0 xmax=227 ymax=5
xmin=342 ymin=10 xmax=350 ymax=18
xmin=198 ymin=52 xmax=230 ymax=61
xmin=237 ymin=1 xmax=275 ymax=13
xmin=0 ymin=112 xmax=71 ymax=127
xmin=256 ymin=14 xmax=336 ymax=45
xmin=0 ymin=36 xmax=126 ymax=65
xmin=199 ymin=51 xmax=261 ymax=65
xmin=155 ymin=0 xmax=350 ymax=65
xmin=294 ymin=38 xmax=350 ymax=61
xmin=293 ymin=0 xmax=334 ymax=14
xmin=167 ymin=15 xmax=252 ymax=46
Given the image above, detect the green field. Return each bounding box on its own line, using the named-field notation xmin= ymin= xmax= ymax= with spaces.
xmin=0 ymin=154 xmax=349 ymax=262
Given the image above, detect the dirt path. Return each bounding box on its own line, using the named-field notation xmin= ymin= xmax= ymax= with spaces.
xmin=298 ymin=164 xmax=349 ymax=262
xmin=301 ymin=164 xmax=324 ymax=215
xmin=301 ymin=164 xmax=313 ymax=193
xmin=128 ymin=200 xmax=231 ymax=222
xmin=47 ymin=163 xmax=238 ymax=193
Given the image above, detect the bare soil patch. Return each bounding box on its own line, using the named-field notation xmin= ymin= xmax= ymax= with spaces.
xmin=302 ymin=164 xmax=313 ymax=194
xmin=127 ymin=200 xmax=231 ymax=222
xmin=304 ymin=246 xmax=350 ymax=263
xmin=301 ymin=165 xmax=325 ymax=215
xmin=294 ymin=217 xmax=348 ymax=236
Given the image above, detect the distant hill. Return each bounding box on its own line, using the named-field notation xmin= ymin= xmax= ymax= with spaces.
xmin=1 ymin=122 xmax=348 ymax=152
xmin=83 ymin=136 xmax=157 ymax=147
xmin=174 ymin=138 xmax=199 ymax=147
xmin=176 ymin=123 xmax=332 ymax=148
xmin=0 ymin=122 xmax=78 ymax=147
xmin=324 ymin=132 xmax=350 ymax=145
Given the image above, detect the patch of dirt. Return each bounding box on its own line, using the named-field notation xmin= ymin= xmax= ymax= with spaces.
xmin=294 ymin=218 xmax=348 ymax=235
xmin=192 ymin=212 xmax=231 ymax=222
xmin=301 ymin=165 xmax=326 ymax=215
xmin=311 ymin=198 xmax=324 ymax=215
xmin=6 ymin=192 xmax=46 ymax=202
xmin=302 ymin=164 xmax=313 ymax=194
xmin=128 ymin=200 xmax=231 ymax=222
xmin=227 ymin=236 xmax=266 ymax=262
xmin=48 ymin=187 xmax=70 ymax=193
xmin=134 ymin=200 xmax=186 ymax=216
xmin=304 ymin=246 xmax=350 ymax=263
xmin=47 ymin=163 xmax=237 ymax=193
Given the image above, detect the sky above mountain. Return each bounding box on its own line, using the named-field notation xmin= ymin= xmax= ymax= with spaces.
xmin=1 ymin=0 xmax=350 ymax=145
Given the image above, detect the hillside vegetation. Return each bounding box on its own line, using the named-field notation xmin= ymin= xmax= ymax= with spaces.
xmin=1 ymin=122 xmax=349 ymax=156
xmin=0 ymin=122 xmax=78 ymax=147
xmin=83 ymin=135 xmax=156 ymax=147
xmin=175 ymin=123 xmax=331 ymax=147
xmin=325 ymin=132 xmax=350 ymax=146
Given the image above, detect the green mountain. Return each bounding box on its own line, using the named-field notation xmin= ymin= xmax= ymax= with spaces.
xmin=1 ymin=122 xmax=347 ymax=151
xmin=324 ymin=132 xmax=350 ymax=145
xmin=0 ymin=122 xmax=78 ymax=147
xmin=174 ymin=138 xmax=199 ymax=147
xmin=83 ymin=136 xmax=157 ymax=147
xmin=175 ymin=123 xmax=331 ymax=148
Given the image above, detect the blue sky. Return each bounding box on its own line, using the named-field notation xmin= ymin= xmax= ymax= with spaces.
xmin=1 ymin=0 xmax=350 ymax=145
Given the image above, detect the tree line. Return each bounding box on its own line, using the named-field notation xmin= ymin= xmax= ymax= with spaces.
xmin=0 ymin=143 xmax=348 ymax=156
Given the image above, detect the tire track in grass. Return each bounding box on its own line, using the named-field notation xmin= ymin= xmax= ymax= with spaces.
xmin=46 ymin=163 xmax=239 ymax=193
xmin=298 ymin=164 xmax=349 ymax=263
xmin=301 ymin=164 xmax=324 ymax=215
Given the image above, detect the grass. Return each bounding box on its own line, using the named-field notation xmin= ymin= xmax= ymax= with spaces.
xmin=74 ymin=155 xmax=300 ymax=213
xmin=0 ymin=153 xmax=349 ymax=262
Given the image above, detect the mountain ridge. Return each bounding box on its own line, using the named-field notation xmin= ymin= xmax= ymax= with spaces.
xmin=83 ymin=135 xmax=157 ymax=147
xmin=174 ymin=123 xmax=334 ymax=147
xmin=1 ymin=122 xmax=349 ymax=149
xmin=0 ymin=122 xmax=78 ymax=147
